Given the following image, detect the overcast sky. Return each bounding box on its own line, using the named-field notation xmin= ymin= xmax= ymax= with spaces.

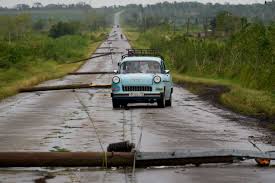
xmin=0 ymin=0 xmax=267 ymax=8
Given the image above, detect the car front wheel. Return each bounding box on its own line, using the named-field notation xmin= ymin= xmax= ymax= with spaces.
xmin=157 ymin=94 xmax=166 ymax=108
xmin=112 ymin=99 xmax=120 ymax=108
xmin=165 ymin=94 xmax=172 ymax=107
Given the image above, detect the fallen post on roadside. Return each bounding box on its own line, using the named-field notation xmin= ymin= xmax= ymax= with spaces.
xmin=94 ymin=52 xmax=123 ymax=55
xmin=107 ymin=39 xmax=120 ymax=42
xmin=19 ymin=83 xmax=111 ymax=93
xmin=0 ymin=149 xmax=274 ymax=167
xmin=97 ymin=47 xmax=119 ymax=49
xmin=68 ymin=71 xmax=114 ymax=75
xmin=67 ymin=53 xmax=112 ymax=64
xmin=0 ymin=152 xmax=133 ymax=167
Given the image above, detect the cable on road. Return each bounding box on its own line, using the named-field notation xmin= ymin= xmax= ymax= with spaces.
xmin=130 ymin=110 xmax=135 ymax=144
xmin=129 ymin=109 xmax=137 ymax=182
xmin=74 ymin=92 xmax=105 ymax=153
xmin=136 ymin=126 xmax=143 ymax=152
xmin=74 ymin=92 xmax=109 ymax=169
xmin=248 ymin=136 xmax=263 ymax=152
xmin=121 ymin=107 xmax=138 ymax=183
xmin=103 ymin=151 xmax=108 ymax=168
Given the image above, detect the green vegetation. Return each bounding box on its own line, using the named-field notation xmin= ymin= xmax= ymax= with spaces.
xmin=0 ymin=4 xmax=116 ymax=26
xmin=49 ymin=21 xmax=80 ymax=38
xmin=123 ymin=1 xmax=275 ymax=28
xmin=0 ymin=12 xmax=109 ymax=100
xmin=1 ymin=1 xmax=274 ymax=121
xmin=123 ymin=11 xmax=275 ymax=120
xmin=172 ymin=74 xmax=275 ymax=118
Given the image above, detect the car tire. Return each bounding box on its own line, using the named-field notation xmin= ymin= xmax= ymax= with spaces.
xmin=122 ymin=102 xmax=128 ymax=108
xmin=165 ymin=94 xmax=172 ymax=107
xmin=157 ymin=93 xmax=166 ymax=108
xmin=112 ymin=99 xmax=120 ymax=109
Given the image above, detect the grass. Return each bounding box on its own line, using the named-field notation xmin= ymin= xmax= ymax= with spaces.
xmin=0 ymin=32 xmax=104 ymax=100
xmin=123 ymin=27 xmax=275 ymax=121
xmin=124 ymin=27 xmax=150 ymax=48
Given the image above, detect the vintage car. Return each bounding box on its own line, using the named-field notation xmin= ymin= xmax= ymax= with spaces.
xmin=111 ymin=49 xmax=173 ymax=108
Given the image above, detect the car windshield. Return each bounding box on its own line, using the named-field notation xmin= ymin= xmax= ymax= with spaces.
xmin=120 ymin=61 xmax=161 ymax=74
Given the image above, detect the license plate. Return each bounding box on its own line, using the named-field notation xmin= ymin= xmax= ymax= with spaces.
xmin=129 ymin=93 xmax=144 ymax=97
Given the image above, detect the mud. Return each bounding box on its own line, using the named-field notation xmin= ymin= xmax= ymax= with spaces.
xmin=181 ymin=82 xmax=275 ymax=131
xmin=0 ymin=12 xmax=275 ymax=183
xmin=179 ymin=82 xmax=230 ymax=105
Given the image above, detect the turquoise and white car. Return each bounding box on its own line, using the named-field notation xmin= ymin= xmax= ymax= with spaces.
xmin=111 ymin=49 xmax=173 ymax=108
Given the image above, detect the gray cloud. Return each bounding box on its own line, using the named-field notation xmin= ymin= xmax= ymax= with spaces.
xmin=0 ymin=0 xmax=266 ymax=8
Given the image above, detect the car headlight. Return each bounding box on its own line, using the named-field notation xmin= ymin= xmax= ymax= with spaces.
xmin=112 ymin=76 xmax=120 ymax=84
xmin=153 ymin=76 xmax=161 ymax=83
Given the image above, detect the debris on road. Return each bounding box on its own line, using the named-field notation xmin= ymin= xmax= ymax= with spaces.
xmin=0 ymin=152 xmax=133 ymax=167
xmin=107 ymin=141 xmax=135 ymax=152
xmin=94 ymin=52 xmax=123 ymax=55
xmin=97 ymin=47 xmax=119 ymax=49
xmin=68 ymin=71 xmax=114 ymax=75
xmin=0 ymin=149 xmax=274 ymax=167
xmin=67 ymin=53 xmax=113 ymax=64
xmin=19 ymin=83 xmax=111 ymax=93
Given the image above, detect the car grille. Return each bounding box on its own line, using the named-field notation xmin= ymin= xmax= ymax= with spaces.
xmin=122 ymin=85 xmax=152 ymax=92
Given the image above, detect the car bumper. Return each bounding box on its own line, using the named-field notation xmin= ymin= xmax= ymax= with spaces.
xmin=111 ymin=93 xmax=162 ymax=103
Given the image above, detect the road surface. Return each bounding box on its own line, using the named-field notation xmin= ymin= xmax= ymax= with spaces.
xmin=0 ymin=13 xmax=274 ymax=183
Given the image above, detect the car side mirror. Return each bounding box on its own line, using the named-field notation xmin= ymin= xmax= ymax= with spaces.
xmin=114 ymin=70 xmax=118 ymax=74
xmin=165 ymin=70 xmax=170 ymax=74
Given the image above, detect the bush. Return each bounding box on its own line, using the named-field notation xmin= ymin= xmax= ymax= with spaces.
xmin=135 ymin=24 xmax=275 ymax=92
xmin=33 ymin=19 xmax=47 ymax=31
xmin=49 ymin=21 xmax=80 ymax=38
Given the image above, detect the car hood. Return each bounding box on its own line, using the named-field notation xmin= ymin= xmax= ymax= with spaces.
xmin=118 ymin=73 xmax=156 ymax=85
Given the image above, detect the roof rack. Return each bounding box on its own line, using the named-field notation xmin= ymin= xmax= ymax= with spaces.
xmin=122 ymin=49 xmax=164 ymax=60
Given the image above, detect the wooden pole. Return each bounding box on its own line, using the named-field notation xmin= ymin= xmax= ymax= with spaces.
xmin=0 ymin=152 xmax=233 ymax=168
xmin=68 ymin=72 xmax=114 ymax=75
xmin=0 ymin=152 xmax=133 ymax=167
xmin=93 ymin=52 xmax=123 ymax=55
xmin=67 ymin=53 xmax=112 ymax=64
xmin=19 ymin=84 xmax=111 ymax=93
xmin=0 ymin=151 xmax=272 ymax=167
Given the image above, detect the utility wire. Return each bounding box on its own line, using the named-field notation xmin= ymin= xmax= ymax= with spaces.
xmin=74 ymin=92 xmax=105 ymax=152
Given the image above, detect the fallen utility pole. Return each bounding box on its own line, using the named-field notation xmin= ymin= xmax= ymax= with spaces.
xmin=0 ymin=152 xmax=133 ymax=167
xmin=94 ymin=52 xmax=123 ymax=55
xmin=136 ymin=149 xmax=275 ymax=167
xmin=97 ymin=47 xmax=119 ymax=49
xmin=107 ymin=39 xmax=120 ymax=42
xmin=19 ymin=83 xmax=111 ymax=93
xmin=0 ymin=149 xmax=274 ymax=167
xmin=68 ymin=53 xmax=112 ymax=64
xmin=68 ymin=71 xmax=114 ymax=75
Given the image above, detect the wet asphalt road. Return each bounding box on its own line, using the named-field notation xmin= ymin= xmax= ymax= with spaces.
xmin=0 ymin=13 xmax=275 ymax=182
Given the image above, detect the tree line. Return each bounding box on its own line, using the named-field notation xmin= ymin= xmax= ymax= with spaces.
xmin=122 ymin=1 xmax=275 ymax=31
xmin=0 ymin=2 xmax=93 ymax=10
xmin=0 ymin=7 xmax=114 ymax=69
xmin=125 ymin=16 xmax=275 ymax=92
